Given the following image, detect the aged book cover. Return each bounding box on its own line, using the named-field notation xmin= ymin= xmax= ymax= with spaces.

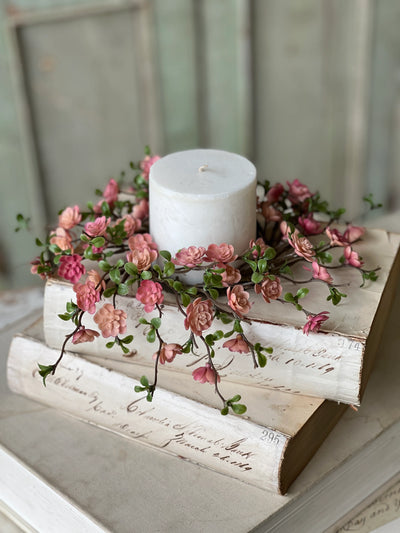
xmin=7 ymin=320 xmax=346 ymax=495
xmin=43 ymin=228 xmax=400 ymax=405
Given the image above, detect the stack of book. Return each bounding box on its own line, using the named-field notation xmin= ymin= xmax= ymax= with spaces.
xmin=6 ymin=228 xmax=400 ymax=495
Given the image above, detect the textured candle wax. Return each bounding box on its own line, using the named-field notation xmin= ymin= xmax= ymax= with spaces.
xmin=149 ymin=150 xmax=257 ymax=268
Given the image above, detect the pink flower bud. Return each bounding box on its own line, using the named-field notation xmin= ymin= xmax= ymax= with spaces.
xmin=192 ymin=363 xmax=220 ymax=384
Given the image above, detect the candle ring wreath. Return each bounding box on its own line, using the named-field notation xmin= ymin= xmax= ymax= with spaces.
xmin=20 ymin=147 xmax=382 ymax=416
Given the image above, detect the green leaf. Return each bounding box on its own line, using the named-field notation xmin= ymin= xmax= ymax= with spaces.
xmin=121 ymin=344 xmax=130 ymax=354
xmin=109 ymin=269 xmax=121 ymax=284
xmin=220 ymin=406 xmax=229 ymax=416
xmin=35 ymin=237 xmax=43 ymax=246
xmin=91 ymin=236 xmax=105 ymax=248
xmin=106 ymin=341 xmax=115 ymax=349
xmin=257 ymin=259 xmax=267 ymax=273
xmin=141 ymin=270 xmax=152 ymax=280
xmin=144 ymin=145 xmax=151 ymax=156
xmin=264 ymin=247 xmax=276 ymax=260
xmin=245 ymin=259 xmax=257 ymax=271
xmin=140 ymin=375 xmax=149 ymax=387
xmin=66 ymin=301 xmax=77 ymax=313
xmin=296 ymin=288 xmax=309 ymax=300
xmin=251 ymin=272 xmax=264 ymax=284
xmin=257 ymin=352 xmax=267 ymax=368
xmin=186 ymin=286 xmax=198 ymax=296
xmin=121 ymin=335 xmax=133 ymax=344
xmin=181 ymin=293 xmax=190 ymax=307
xmin=138 ymin=317 xmax=148 ymax=325
xmin=146 ymin=392 xmax=153 ymax=402
xmin=205 ymin=334 xmax=215 ymax=346
xmin=163 ymin=261 xmax=175 ymax=277
xmin=98 ymin=260 xmax=111 ymax=272
xmin=103 ymin=287 xmax=116 ymax=298
xmin=117 ymin=283 xmax=129 ymax=295
xmin=284 ymin=292 xmax=295 ymax=302
xmin=146 ymin=329 xmax=156 ymax=343
xmin=173 ymin=280 xmax=183 ymax=292
xmin=49 ymin=244 xmax=62 ymax=254
xmin=231 ymin=403 xmax=247 ymax=415
xmin=233 ymin=320 xmax=243 ymax=333
xmin=124 ymin=262 xmax=138 ymax=276
xmin=134 ymin=386 xmax=146 ymax=393
xmin=37 ymin=364 xmax=55 ymax=386
xmin=159 ymin=250 xmax=171 ymax=261
xmin=208 ymin=288 xmax=219 ymax=300
xmin=213 ymin=330 xmax=224 ymax=340
xmin=229 ymin=395 xmax=241 ymax=403
xmin=58 ymin=313 xmax=71 ymax=321
xmin=150 ymin=317 xmax=161 ymax=329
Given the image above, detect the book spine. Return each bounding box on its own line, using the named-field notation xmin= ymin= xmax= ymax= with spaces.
xmin=7 ymin=335 xmax=288 ymax=493
xmin=44 ymin=280 xmax=362 ymax=404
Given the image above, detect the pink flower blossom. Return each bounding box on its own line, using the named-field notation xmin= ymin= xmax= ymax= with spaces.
xmin=85 ymin=216 xmax=110 ymax=237
xmin=87 ymin=269 xmax=106 ymax=291
xmin=325 ymin=227 xmax=348 ymax=247
xmin=128 ymin=233 xmax=158 ymax=252
xmin=344 ymin=246 xmax=363 ymax=268
xmin=184 ymin=297 xmax=214 ymax=336
xmin=50 ymin=227 xmax=73 ymax=252
xmin=126 ymin=247 xmax=157 ymax=272
xmin=72 ymin=327 xmax=100 ymax=344
xmin=298 ymin=214 xmax=322 ymax=235
xmin=132 ymin=199 xmax=149 ymax=220
xmin=304 ymin=262 xmax=333 ymax=283
xmin=288 ymin=230 xmax=316 ymax=262
xmin=219 ymin=263 xmax=241 ymax=286
xmin=205 ymin=243 xmax=237 ymax=263
xmin=140 ymin=155 xmax=161 ymax=181
xmin=249 ymin=238 xmax=268 ymax=258
xmin=261 ymin=204 xmax=282 ymax=222
xmin=115 ymin=214 xmax=141 ymax=238
xmin=266 ymin=183 xmax=284 ymax=203
xmin=287 ymin=179 xmax=313 ymax=204
xmin=223 ymin=335 xmax=249 ymax=354
xmin=173 ymin=246 xmax=206 ymax=268
xmin=136 ymin=280 xmax=164 ymax=312
xmin=103 ymin=178 xmax=119 ymax=205
xmin=58 ymin=254 xmax=85 ymax=283
xmin=227 ymin=285 xmax=251 ymax=318
xmin=153 ymin=343 xmax=183 ymax=365
xmin=303 ymin=311 xmax=330 ymax=335
xmin=344 ymin=225 xmax=365 ymax=243
xmin=192 ymin=363 xmax=220 ymax=385
xmin=30 ymin=258 xmax=50 ymax=280
xmin=58 ymin=205 xmax=81 ymax=230
xmin=73 ymin=280 xmax=100 ymax=314
xmin=93 ymin=303 xmax=127 ymax=338
xmin=255 ymin=277 xmax=282 ymax=303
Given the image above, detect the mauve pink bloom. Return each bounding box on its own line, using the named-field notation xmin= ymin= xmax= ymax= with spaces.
xmin=126 ymin=247 xmax=157 ymax=272
xmin=72 ymin=327 xmax=100 ymax=344
xmin=85 ymin=216 xmax=110 ymax=237
xmin=304 ymin=262 xmax=333 ymax=284
xmin=30 ymin=258 xmax=49 ymax=280
xmin=298 ymin=214 xmax=322 ymax=235
xmin=249 ymin=238 xmax=268 ymax=258
xmin=184 ymin=297 xmax=214 ymax=336
xmin=280 ymin=221 xmax=290 ymax=239
xmin=136 ymin=280 xmax=164 ymax=312
xmin=344 ymin=225 xmax=365 ymax=243
xmin=128 ymin=233 xmax=158 ymax=252
xmin=58 ymin=254 xmax=85 ymax=283
xmin=261 ymin=204 xmax=282 ymax=222
xmin=267 ymin=183 xmax=284 ymax=203
xmin=192 ymin=363 xmax=220 ymax=385
xmin=288 ymin=230 xmax=316 ymax=262
xmin=344 ymin=246 xmax=363 ymax=268
xmin=93 ymin=303 xmax=127 ymax=338
xmin=255 ymin=277 xmax=282 ymax=303
xmin=140 ymin=155 xmax=161 ymax=181
xmin=223 ymin=335 xmax=249 ymax=354
xmin=132 ymin=199 xmax=149 ymax=220
xmin=325 ymin=227 xmax=348 ymax=247
xmin=87 ymin=269 xmax=106 ymax=291
xmin=115 ymin=214 xmax=141 ymax=238
xmin=219 ymin=263 xmax=241 ymax=286
xmin=173 ymin=246 xmax=206 ymax=268
xmin=287 ymin=179 xmax=313 ymax=204
xmin=103 ymin=178 xmax=119 ymax=205
xmin=58 ymin=205 xmax=81 ymax=230
xmin=227 ymin=285 xmax=251 ymax=318
xmin=50 ymin=227 xmax=73 ymax=252
xmin=73 ymin=280 xmax=100 ymax=314
xmin=303 ymin=311 xmax=330 ymax=335
xmin=153 ymin=343 xmax=183 ymax=365
xmin=205 ymin=243 xmax=237 ymax=263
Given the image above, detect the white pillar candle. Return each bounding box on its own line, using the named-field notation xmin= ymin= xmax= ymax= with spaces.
xmin=149 ymin=149 xmax=257 ymax=279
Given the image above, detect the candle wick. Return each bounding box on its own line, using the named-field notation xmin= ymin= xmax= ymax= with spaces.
xmin=199 ymin=164 xmax=208 ymax=173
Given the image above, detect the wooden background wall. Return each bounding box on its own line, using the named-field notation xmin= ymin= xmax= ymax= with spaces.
xmin=1 ymin=0 xmax=399 ymax=288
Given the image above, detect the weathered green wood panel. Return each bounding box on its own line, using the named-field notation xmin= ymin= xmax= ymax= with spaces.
xmin=152 ymin=0 xmax=199 ymax=152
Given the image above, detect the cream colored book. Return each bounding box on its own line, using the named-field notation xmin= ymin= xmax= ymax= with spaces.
xmin=7 ymin=319 xmax=346 ymax=495
xmin=43 ymin=228 xmax=400 ymax=405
